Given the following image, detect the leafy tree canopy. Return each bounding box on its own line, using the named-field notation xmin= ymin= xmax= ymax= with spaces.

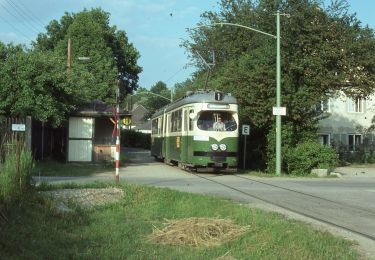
xmin=185 ymin=0 xmax=375 ymax=134
xmin=135 ymin=81 xmax=172 ymax=118
xmin=0 ymin=8 xmax=142 ymax=127
xmin=34 ymin=8 xmax=142 ymax=97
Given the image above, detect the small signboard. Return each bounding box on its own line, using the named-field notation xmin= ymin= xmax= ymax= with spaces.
xmin=122 ymin=117 xmax=131 ymax=126
xmin=273 ymin=107 xmax=287 ymax=116
xmin=12 ymin=124 xmax=25 ymax=132
xmin=242 ymin=125 xmax=250 ymax=136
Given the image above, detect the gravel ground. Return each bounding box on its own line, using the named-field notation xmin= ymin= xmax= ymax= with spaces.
xmin=40 ymin=188 xmax=124 ymax=213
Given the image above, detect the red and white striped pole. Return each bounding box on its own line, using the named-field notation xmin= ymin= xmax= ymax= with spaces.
xmin=115 ymin=79 xmax=120 ymax=183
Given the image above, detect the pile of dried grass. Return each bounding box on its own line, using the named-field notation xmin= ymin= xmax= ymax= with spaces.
xmin=147 ymin=217 xmax=250 ymax=247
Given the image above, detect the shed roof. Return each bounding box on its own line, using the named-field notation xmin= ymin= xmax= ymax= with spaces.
xmin=71 ymin=100 xmax=131 ymax=117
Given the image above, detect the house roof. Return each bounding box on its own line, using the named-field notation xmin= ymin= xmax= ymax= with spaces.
xmin=131 ymin=104 xmax=149 ymax=125
xmin=71 ymin=100 xmax=131 ymax=117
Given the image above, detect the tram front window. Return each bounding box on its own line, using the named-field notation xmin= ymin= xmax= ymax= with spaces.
xmin=197 ymin=111 xmax=237 ymax=131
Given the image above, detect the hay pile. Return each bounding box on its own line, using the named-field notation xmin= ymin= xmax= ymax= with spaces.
xmin=147 ymin=217 xmax=249 ymax=247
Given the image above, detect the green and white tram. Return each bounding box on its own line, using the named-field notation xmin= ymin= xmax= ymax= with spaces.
xmin=150 ymin=90 xmax=238 ymax=171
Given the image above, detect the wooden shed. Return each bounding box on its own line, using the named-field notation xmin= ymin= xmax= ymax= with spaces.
xmin=67 ymin=100 xmax=131 ymax=162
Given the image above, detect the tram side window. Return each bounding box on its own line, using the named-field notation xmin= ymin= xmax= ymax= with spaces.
xmin=177 ymin=109 xmax=182 ymax=131
xmin=184 ymin=110 xmax=187 ymax=131
xmin=189 ymin=109 xmax=194 ymax=131
xmin=170 ymin=112 xmax=175 ymax=132
xmin=152 ymin=118 xmax=158 ymax=134
xmin=167 ymin=115 xmax=171 ymax=133
xmin=159 ymin=117 xmax=163 ymax=135
xmin=171 ymin=109 xmax=182 ymax=132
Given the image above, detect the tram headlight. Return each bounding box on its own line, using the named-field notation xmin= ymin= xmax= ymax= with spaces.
xmin=219 ymin=144 xmax=227 ymax=151
xmin=211 ymin=144 xmax=219 ymax=151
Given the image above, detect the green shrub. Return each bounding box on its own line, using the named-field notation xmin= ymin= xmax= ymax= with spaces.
xmin=284 ymin=141 xmax=338 ymax=175
xmin=0 ymin=141 xmax=34 ymax=206
xmin=265 ymin=123 xmax=318 ymax=174
xmin=121 ymin=130 xmax=150 ymax=149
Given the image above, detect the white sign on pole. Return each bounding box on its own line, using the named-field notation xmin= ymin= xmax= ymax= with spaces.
xmin=273 ymin=107 xmax=286 ymax=116
xmin=12 ymin=124 xmax=25 ymax=132
xmin=242 ymin=125 xmax=250 ymax=136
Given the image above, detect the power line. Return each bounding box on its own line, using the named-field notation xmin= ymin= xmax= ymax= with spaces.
xmin=12 ymin=0 xmax=47 ymax=30
xmin=1 ymin=0 xmax=42 ymax=35
xmin=0 ymin=15 xmax=34 ymax=42
xmin=164 ymin=63 xmax=193 ymax=84
xmin=164 ymin=67 xmax=185 ymax=84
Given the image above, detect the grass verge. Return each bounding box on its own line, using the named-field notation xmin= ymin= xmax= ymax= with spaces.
xmin=31 ymin=152 xmax=132 ymax=177
xmin=31 ymin=159 xmax=113 ymax=177
xmin=0 ymin=182 xmax=358 ymax=259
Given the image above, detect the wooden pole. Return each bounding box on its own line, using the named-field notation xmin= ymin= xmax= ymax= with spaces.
xmin=67 ymin=38 xmax=72 ymax=71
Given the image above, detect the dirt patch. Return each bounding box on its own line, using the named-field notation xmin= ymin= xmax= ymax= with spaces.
xmin=147 ymin=217 xmax=249 ymax=247
xmin=41 ymin=188 xmax=124 ymax=213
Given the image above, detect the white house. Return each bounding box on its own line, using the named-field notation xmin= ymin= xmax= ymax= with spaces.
xmin=318 ymin=93 xmax=375 ymax=151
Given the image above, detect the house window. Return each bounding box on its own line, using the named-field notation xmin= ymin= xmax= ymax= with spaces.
xmin=348 ymin=134 xmax=362 ymax=151
xmin=348 ymin=97 xmax=363 ymax=113
xmin=316 ymin=99 xmax=330 ymax=112
xmin=318 ymin=134 xmax=330 ymax=146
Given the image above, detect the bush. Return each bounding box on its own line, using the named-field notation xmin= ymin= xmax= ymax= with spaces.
xmin=265 ymin=123 xmax=318 ymax=173
xmin=0 ymin=141 xmax=34 ymax=207
xmin=121 ymin=130 xmax=150 ymax=149
xmin=284 ymin=141 xmax=338 ymax=175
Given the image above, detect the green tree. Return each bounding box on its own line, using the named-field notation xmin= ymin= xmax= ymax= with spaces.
xmin=137 ymin=81 xmax=171 ymax=117
xmin=0 ymin=43 xmax=94 ymax=126
xmin=34 ymin=8 xmax=142 ymax=101
xmin=184 ymin=0 xmax=375 ymax=169
xmin=0 ymin=8 xmax=142 ymax=127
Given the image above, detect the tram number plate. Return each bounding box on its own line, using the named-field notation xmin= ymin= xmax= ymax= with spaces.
xmin=242 ymin=125 xmax=250 ymax=136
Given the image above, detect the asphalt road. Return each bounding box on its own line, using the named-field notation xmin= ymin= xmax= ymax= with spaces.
xmin=36 ymin=147 xmax=375 ymax=259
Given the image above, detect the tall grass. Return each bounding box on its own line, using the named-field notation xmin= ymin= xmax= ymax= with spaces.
xmin=0 ymin=137 xmax=34 ymax=208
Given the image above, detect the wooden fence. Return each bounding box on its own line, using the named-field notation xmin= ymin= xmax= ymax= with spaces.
xmin=0 ymin=116 xmax=31 ymax=146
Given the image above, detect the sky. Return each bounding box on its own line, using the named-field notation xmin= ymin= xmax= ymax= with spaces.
xmin=0 ymin=0 xmax=374 ymax=89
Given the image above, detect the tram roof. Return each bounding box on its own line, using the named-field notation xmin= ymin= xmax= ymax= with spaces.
xmin=151 ymin=90 xmax=237 ymax=118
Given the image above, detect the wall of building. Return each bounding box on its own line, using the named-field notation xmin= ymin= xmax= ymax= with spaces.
xmin=318 ymin=92 xmax=375 ymax=149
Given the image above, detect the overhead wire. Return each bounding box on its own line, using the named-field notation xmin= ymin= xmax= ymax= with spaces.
xmin=164 ymin=67 xmax=186 ymax=84
xmin=9 ymin=0 xmax=46 ymax=30
xmin=0 ymin=1 xmax=40 ymax=35
xmin=0 ymin=0 xmax=47 ymax=44
xmin=164 ymin=63 xmax=194 ymax=84
xmin=0 ymin=15 xmax=34 ymax=42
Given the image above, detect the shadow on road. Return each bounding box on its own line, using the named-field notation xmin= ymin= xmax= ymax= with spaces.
xmin=122 ymin=147 xmax=157 ymax=166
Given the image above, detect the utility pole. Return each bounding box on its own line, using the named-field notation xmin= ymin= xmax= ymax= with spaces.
xmin=275 ymin=11 xmax=282 ymax=176
xmin=67 ymin=38 xmax=72 ymax=71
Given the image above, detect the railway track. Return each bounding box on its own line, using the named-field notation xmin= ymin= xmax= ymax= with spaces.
xmin=190 ymin=172 xmax=375 ymax=241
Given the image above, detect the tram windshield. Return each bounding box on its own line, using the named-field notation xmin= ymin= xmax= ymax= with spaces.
xmin=197 ymin=111 xmax=237 ymax=131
